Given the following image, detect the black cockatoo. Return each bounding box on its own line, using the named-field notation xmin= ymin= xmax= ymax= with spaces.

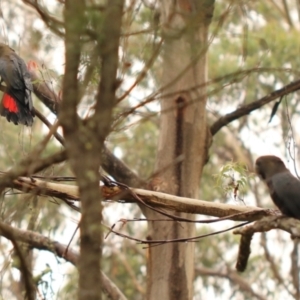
xmin=255 ymin=155 xmax=300 ymax=219
xmin=0 ymin=43 xmax=34 ymax=126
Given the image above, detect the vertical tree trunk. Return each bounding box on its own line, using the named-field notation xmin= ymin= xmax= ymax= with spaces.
xmin=146 ymin=1 xmax=214 ymax=299
xmin=62 ymin=1 xmax=124 ymax=299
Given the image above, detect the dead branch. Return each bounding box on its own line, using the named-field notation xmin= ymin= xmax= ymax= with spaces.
xmin=5 ymin=175 xmax=274 ymax=221
xmin=233 ymin=216 xmax=300 ymax=237
xmin=235 ymin=233 xmax=253 ymax=272
xmin=234 ymin=216 xmax=300 ymax=274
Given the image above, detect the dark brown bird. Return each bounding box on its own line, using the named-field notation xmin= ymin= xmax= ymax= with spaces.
xmin=0 ymin=43 xmax=34 ymax=126
xmin=255 ymin=155 xmax=300 ymax=219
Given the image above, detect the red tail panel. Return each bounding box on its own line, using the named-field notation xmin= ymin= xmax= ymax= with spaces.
xmin=2 ymin=94 xmax=18 ymax=113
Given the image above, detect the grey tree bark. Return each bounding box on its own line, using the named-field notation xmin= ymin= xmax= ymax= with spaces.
xmin=61 ymin=1 xmax=124 ymax=299
xmin=146 ymin=1 xmax=215 ymax=299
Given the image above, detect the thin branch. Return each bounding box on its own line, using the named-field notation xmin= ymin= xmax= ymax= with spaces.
xmin=34 ymin=108 xmax=64 ymax=145
xmin=22 ymin=0 xmax=65 ymax=37
xmin=28 ymin=40 xmax=142 ymax=191
xmin=101 ymin=146 xmax=144 ymax=187
xmin=291 ymin=239 xmax=300 ymax=299
xmin=233 ymin=216 xmax=300 ymax=237
xmin=0 ymin=221 xmax=128 ymax=300
xmin=0 ymin=150 xmax=67 ymax=194
xmin=117 ymin=39 xmax=163 ymax=102
xmin=281 ymin=0 xmax=294 ymax=28
xmin=104 ymin=220 xmax=252 ymax=247
xmin=196 ymin=266 xmax=266 ymax=300
xmin=210 ymin=79 xmax=300 ymax=135
xmin=119 ymin=67 xmax=297 ymax=122
xmin=260 ymin=233 xmax=292 ymax=295
xmin=0 ymin=223 xmax=36 ymax=300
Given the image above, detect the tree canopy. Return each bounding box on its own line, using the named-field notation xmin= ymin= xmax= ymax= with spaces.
xmin=0 ymin=1 xmax=300 ymax=299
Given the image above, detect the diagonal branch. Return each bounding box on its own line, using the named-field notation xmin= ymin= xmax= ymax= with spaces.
xmin=28 ymin=46 xmax=142 ymax=189
xmin=233 ymin=216 xmax=300 ymax=237
xmin=196 ymin=266 xmax=266 ymax=300
xmin=22 ymin=0 xmax=65 ymax=37
xmin=30 ymin=70 xmax=61 ymax=114
xmin=101 ymin=147 xmax=144 ymax=187
xmin=0 ymin=221 xmax=127 ymax=300
xmin=0 ymin=223 xmax=36 ymax=300
xmin=0 ymin=150 xmax=67 ymax=194
xmin=210 ymin=79 xmax=300 ymax=135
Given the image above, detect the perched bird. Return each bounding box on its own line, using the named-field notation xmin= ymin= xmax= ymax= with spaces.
xmin=0 ymin=43 xmax=34 ymax=126
xmin=255 ymin=155 xmax=300 ymax=219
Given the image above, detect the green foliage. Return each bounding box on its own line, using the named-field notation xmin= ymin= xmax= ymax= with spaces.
xmin=213 ymin=161 xmax=253 ymax=201
xmin=1 ymin=0 xmax=300 ymax=299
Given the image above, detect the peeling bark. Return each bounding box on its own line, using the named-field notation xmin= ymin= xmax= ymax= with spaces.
xmin=146 ymin=1 xmax=215 ymax=299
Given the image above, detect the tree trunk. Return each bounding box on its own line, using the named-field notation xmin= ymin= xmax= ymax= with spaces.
xmin=146 ymin=1 xmax=215 ymax=299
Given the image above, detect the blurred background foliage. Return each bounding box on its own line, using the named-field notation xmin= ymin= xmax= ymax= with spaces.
xmin=0 ymin=0 xmax=300 ymax=299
